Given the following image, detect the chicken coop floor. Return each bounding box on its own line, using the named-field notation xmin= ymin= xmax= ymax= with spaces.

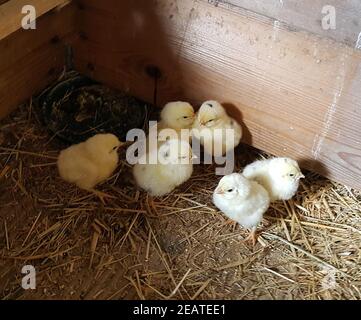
xmin=1 ymin=102 xmax=361 ymax=300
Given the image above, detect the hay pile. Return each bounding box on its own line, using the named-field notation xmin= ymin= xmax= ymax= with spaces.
xmin=1 ymin=101 xmax=361 ymax=300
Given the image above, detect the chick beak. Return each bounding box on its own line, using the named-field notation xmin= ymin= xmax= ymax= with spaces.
xmin=299 ymin=173 xmax=305 ymax=179
xmin=110 ymin=147 xmax=118 ymax=154
xmin=186 ymin=154 xmax=197 ymax=163
xmin=199 ymin=116 xmax=206 ymax=126
xmin=110 ymin=142 xmax=125 ymax=154
xmin=215 ymin=188 xmax=224 ymax=195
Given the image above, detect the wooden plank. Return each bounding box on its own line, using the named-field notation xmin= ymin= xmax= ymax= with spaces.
xmin=0 ymin=0 xmax=71 ymax=41
xmin=212 ymin=0 xmax=361 ymax=48
xmin=0 ymin=2 xmax=76 ymax=72
xmin=0 ymin=2 xmax=77 ymax=119
xmin=73 ymin=0 xmax=361 ymax=189
xmin=0 ymin=45 xmax=65 ymax=119
xmin=74 ymin=0 xmax=187 ymax=104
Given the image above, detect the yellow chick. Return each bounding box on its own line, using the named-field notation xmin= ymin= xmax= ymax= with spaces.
xmin=242 ymin=157 xmax=305 ymax=202
xmin=213 ymin=173 xmax=270 ymax=245
xmin=145 ymin=101 xmax=195 ymax=158
xmin=57 ymin=133 xmax=122 ymax=203
xmin=191 ymin=100 xmax=242 ymax=156
xmin=133 ymin=138 xmax=194 ymax=196
xmin=158 ymin=101 xmax=195 ymax=131
xmin=156 ymin=101 xmax=195 ymax=142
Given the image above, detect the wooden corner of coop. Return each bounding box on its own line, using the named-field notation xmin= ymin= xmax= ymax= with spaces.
xmin=1 ymin=0 xmax=360 ymax=189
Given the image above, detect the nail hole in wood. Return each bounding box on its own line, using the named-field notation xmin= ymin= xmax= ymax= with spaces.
xmin=145 ymin=65 xmax=162 ymax=79
xmin=50 ymin=35 xmax=60 ymax=44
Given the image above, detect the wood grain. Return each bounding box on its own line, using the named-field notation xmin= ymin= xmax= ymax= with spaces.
xmin=73 ymin=0 xmax=361 ymax=189
xmin=0 ymin=2 xmax=77 ymax=119
xmin=0 ymin=0 xmax=71 ymax=41
xmin=214 ymin=0 xmax=361 ymax=48
xmin=74 ymin=0 xmax=187 ymax=105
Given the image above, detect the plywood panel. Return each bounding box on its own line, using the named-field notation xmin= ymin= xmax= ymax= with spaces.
xmin=73 ymin=0 xmax=361 ymax=189
xmin=212 ymin=0 xmax=361 ymax=48
xmin=0 ymin=2 xmax=77 ymax=119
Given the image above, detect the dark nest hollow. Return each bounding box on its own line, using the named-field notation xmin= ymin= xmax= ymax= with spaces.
xmin=1 ymin=100 xmax=361 ymax=300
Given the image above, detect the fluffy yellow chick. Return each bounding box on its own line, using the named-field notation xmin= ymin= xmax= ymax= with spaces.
xmin=159 ymin=101 xmax=195 ymax=131
xmin=191 ymin=100 xmax=242 ymax=156
xmin=144 ymin=101 xmax=195 ymax=158
xmin=242 ymin=157 xmax=305 ymax=202
xmin=213 ymin=173 xmax=270 ymax=245
xmin=156 ymin=101 xmax=195 ymax=142
xmin=57 ymin=133 xmax=122 ymax=203
xmin=133 ymin=138 xmax=194 ymax=196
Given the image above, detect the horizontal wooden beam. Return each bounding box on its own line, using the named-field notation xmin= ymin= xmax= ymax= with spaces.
xmin=0 ymin=0 xmax=71 ymax=41
xmin=73 ymin=0 xmax=361 ymax=189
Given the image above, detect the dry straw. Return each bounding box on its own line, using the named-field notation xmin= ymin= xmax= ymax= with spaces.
xmin=0 ymin=101 xmax=361 ymax=300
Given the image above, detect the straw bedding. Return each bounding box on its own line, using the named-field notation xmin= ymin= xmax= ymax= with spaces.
xmin=1 ymin=101 xmax=361 ymax=300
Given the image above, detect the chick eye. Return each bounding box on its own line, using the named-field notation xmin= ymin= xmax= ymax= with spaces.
xmin=207 ymin=103 xmax=213 ymax=108
xmin=183 ymin=116 xmax=188 ymax=119
xmin=289 ymin=173 xmax=295 ymax=177
xmin=227 ymin=189 xmax=233 ymax=192
xmin=112 ymin=146 xmax=118 ymax=150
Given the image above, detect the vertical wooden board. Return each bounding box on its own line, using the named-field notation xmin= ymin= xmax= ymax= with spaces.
xmin=0 ymin=3 xmax=77 ymax=119
xmin=212 ymin=0 xmax=361 ymax=48
xmin=74 ymin=0 xmax=194 ymax=106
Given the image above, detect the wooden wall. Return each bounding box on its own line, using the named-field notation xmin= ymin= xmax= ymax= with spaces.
xmin=73 ymin=0 xmax=361 ymax=189
xmin=1 ymin=0 xmax=360 ymax=189
xmin=0 ymin=0 xmax=77 ymax=118
xmin=217 ymin=0 xmax=361 ymax=48
xmin=73 ymin=0 xmax=186 ymax=105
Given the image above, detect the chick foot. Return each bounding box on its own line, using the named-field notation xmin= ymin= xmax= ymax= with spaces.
xmin=242 ymin=228 xmax=258 ymax=246
xmin=90 ymin=189 xmax=116 ymax=204
xmin=222 ymin=219 xmax=237 ymax=229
